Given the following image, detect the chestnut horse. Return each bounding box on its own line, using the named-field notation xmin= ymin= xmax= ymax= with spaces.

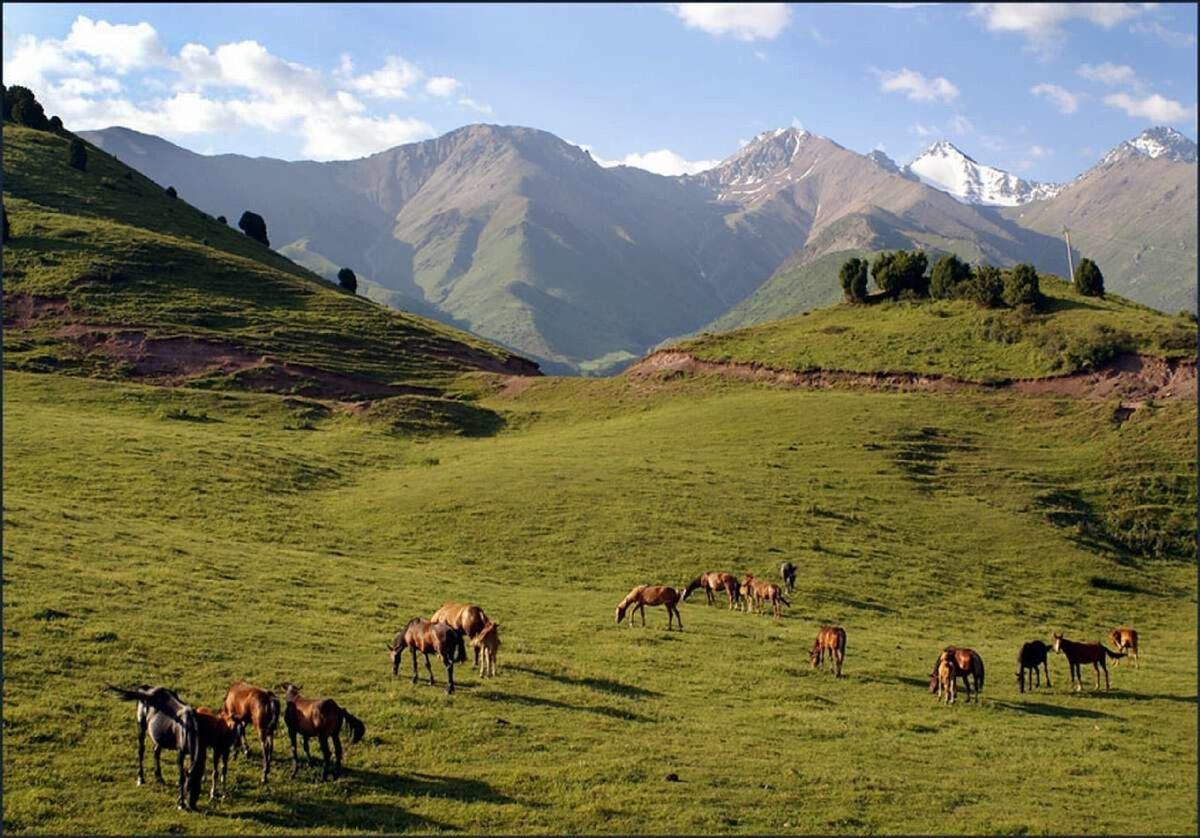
xmin=1108 ymin=628 xmax=1139 ymax=667
xmin=472 ymin=621 xmax=501 ymax=678
xmin=194 ymin=707 xmax=239 ymax=800
xmin=1052 ymin=633 xmax=1124 ymax=690
xmin=681 ymin=572 xmax=740 ymax=608
xmin=220 ymin=680 xmax=279 ymax=784
xmin=277 ymin=683 xmax=365 ymax=781
xmin=389 ymin=618 xmax=468 ymax=693
xmin=615 ymin=585 xmax=682 ymax=630
xmin=742 ymin=575 xmax=790 ymax=617
xmin=936 ymin=655 xmax=957 ymax=704
xmin=809 ymin=625 xmax=846 ymax=677
xmin=1016 ymin=640 xmax=1052 ymax=693
xmin=928 ymin=647 xmax=985 ymax=703
xmin=430 ymin=602 xmax=492 ymax=667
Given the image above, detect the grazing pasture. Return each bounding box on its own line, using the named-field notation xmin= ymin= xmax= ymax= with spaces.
xmin=2 ymin=370 xmax=1196 ymax=834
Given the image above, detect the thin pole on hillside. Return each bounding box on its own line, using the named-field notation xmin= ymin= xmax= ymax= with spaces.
xmin=1062 ymin=227 xmax=1075 ymax=281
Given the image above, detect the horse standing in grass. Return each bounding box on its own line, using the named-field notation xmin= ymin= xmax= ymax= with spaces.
xmin=389 ymin=618 xmax=468 ymax=693
xmin=277 ymin=684 xmax=365 ymax=781
xmin=108 ymin=685 xmax=203 ymax=811
xmin=1108 ymin=628 xmax=1139 ymax=667
xmin=615 ymin=585 xmax=682 ymax=630
xmin=472 ymin=621 xmax=501 ymax=678
xmin=1052 ymin=633 xmax=1124 ymax=691
xmin=221 ymin=680 xmax=279 ymax=785
xmin=430 ymin=602 xmax=492 ymax=668
xmin=928 ymin=647 xmax=984 ymax=703
xmin=194 ymin=707 xmax=239 ymax=800
xmin=743 ymin=575 xmax=789 ymax=617
xmin=681 ymin=572 xmax=740 ymax=608
xmin=1016 ymin=640 xmax=1052 ymax=693
xmin=809 ymin=626 xmax=847 ymax=677
xmin=780 ymin=561 xmax=797 ymax=594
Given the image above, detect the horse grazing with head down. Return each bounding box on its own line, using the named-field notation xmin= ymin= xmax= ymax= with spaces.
xmin=472 ymin=621 xmax=501 ymax=678
xmin=1108 ymin=627 xmax=1139 ymax=667
xmin=615 ymin=585 xmax=682 ymax=630
xmin=780 ymin=561 xmax=797 ymax=594
xmin=1015 ymin=640 xmax=1052 ymax=693
xmin=1052 ymin=633 xmax=1124 ymax=690
xmin=430 ymin=602 xmax=492 ymax=668
xmin=928 ymin=647 xmax=984 ymax=703
xmin=389 ymin=618 xmax=467 ymax=694
xmin=681 ymin=572 xmax=740 ymax=609
xmin=108 ymin=684 xmax=204 ymax=811
xmin=276 ymin=683 xmax=365 ymax=781
xmin=220 ymin=680 xmax=279 ymax=785
xmin=809 ymin=626 xmax=846 ymax=677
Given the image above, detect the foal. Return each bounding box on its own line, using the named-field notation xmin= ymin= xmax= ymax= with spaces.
xmin=1015 ymin=640 xmax=1052 ymax=693
xmin=1108 ymin=628 xmax=1139 ymax=667
xmin=809 ymin=626 xmax=847 ymax=677
xmin=109 ymin=685 xmax=203 ymax=811
xmin=928 ymin=647 xmax=984 ymax=703
xmin=615 ymin=585 xmax=682 ymax=630
xmin=278 ymin=684 xmax=365 ymax=781
xmin=1052 ymin=633 xmax=1124 ymax=691
xmin=194 ymin=707 xmax=239 ymax=800
xmin=221 ymin=680 xmax=279 ymax=785
xmin=472 ymin=621 xmax=501 ymax=678
xmin=936 ymin=655 xmax=957 ymax=704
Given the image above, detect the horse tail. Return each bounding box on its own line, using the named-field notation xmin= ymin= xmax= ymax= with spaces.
xmin=456 ymin=630 xmax=467 ymax=664
xmin=778 ymin=594 xmax=791 ymax=607
xmin=1103 ymin=647 xmax=1126 ymax=660
xmin=266 ymin=693 xmax=281 ymax=735
xmin=342 ymin=710 xmax=365 ymax=745
xmin=976 ymin=656 xmax=985 ymax=693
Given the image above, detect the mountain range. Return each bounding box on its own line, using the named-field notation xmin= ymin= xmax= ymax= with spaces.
xmin=81 ymin=123 xmax=1197 ymax=373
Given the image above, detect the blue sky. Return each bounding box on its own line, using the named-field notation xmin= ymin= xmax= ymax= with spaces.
xmin=3 ymin=3 xmax=1196 ymax=181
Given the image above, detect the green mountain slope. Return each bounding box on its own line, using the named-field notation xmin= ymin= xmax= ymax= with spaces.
xmin=2 ymin=124 xmax=538 ymax=403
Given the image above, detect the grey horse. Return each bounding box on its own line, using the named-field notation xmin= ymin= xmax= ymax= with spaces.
xmin=779 ymin=561 xmax=797 ymax=594
xmin=108 ymin=685 xmax=204 ymax=810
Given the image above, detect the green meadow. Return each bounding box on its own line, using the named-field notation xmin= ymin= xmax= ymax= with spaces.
xmin=3 ymin=368 xmax=1196 ymax=835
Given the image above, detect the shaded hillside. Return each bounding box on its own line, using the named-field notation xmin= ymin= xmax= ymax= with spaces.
xmin=2 ymin=124 xmax=538 ymax=409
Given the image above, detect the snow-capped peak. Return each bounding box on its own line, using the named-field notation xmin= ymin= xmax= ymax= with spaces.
xmin=903 ymin=140 xmax=1061 ymax=207
xmin=1100 ymin=126 xmax=1198 ymax=167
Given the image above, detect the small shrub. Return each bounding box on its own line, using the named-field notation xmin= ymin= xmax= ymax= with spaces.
xmin=838 ymin=256 xmax=868 ymax=302
xmin=7 ymin=86 xmax=48 ymax=130
xmin=165 ymin=186 xmax=177 ymax=198
xmin=1073 ymin=257 xmax=1104 ymax=298
xmin=1002 ymin=263 xmax=1040 ymax=309
xmin=238 ymin=211 xmax=270 ymax=246
xmin=216 ymin=215 xmax=227 ymax=225
xmin=68 ymin=138 xmax=87 ymax=171
xmin=929 ymin=253 xmax=972 ymax=300
xmin=967 ymin=265 xmax=1005 ymax=309
xmin=48 ymin=115 xmax=63 ymax=132
xmin=873 ymin=249 xmax=929 ymax=299
xmin=337 ymin=267 xmax=358 ymax=293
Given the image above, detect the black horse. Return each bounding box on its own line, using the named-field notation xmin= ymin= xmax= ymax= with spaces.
xmin=779 ymin=561 xmax=797 ymax=594
xmin=1015 ymin=640 xmax=1052 ymax=693
xmin=108 ymin=685 xmax=204 ymax=810
xmin=388 ymin=618 xmax=468 ymax=694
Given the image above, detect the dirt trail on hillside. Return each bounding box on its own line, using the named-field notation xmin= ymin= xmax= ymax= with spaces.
xmin=625 ymin=350 xmax=1196 ymax=404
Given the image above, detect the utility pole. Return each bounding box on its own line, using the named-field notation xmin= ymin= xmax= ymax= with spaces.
xmin=1062 ymin=226 xmax=1075 ymax=281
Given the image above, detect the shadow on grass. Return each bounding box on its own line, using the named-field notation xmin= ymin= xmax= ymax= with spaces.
xmin=507 ymin=665 xmax=661 ymax=699
xmin=990 ymin=700 xmax=1118 ymax=720
xmin=474 ymin=689 xmax=652 ymax=722
xmin=1074 ymin=690 xmax=1196 ymax=704
xmin=218 ymin=799 xmax=458 ymax=832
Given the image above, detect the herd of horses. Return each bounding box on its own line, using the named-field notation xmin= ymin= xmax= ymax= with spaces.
xmin=109 ymin=603 xmax=500 ymax=811
xmin=110 ymin=565 xmax=1143 ymax=813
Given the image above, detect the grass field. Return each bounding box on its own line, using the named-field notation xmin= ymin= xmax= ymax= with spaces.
xmin=3 ymin=368 xmax=1196 ymax=835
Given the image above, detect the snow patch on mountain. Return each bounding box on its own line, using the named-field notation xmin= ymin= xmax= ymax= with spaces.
xmin=1100 ymin=126 xmax=1198 ymax=168
xmin=903 ymin=140 xmax=1061 ymax=207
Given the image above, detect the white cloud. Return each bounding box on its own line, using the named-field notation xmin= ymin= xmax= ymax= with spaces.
xmin=971 ymin=3 xmax=1153 ymax=55
xmin=301 ymin=113 xmax=435 ymax=160
xmin=1130 ymin=20 xmax=1197 ymax=47
xmin=458 ymin=97 xmax=493 ymax=115
xmin=668 ymin=3 xmax=791 ymax=41
xmin=64 ymin=15 xmax=165 ymax=73
xmin=1028 ymin=144 xmax=1053 ymax=158
xmin=791 ymin=116 xmax=805 ymax=131
xmin=876 ymin=67 xmax=959 ymax=103
xmin=610 ymin=149 xmax=721 ymax=176
xmin=1030 ymin=83 xmax=1080 ymax=113
xmin=425 ymin=76 xmax=461 ymax=97
xmin=339 ymin=54 xmax=421 ymax=99
xmin=737 ymin=138 xmax=750 ymax=148
xmin=911 ymin=121 xmax=939 ymax=136
xmin=1077 ymin=62 xmax=1138 ymax=87
xmin=754 ymin=50 xmax=768 ymax=61
xmin=949 ymin=114 xmax=973 ymax=134
xmin=1104 ymin=92 xmax=1194 ymax=123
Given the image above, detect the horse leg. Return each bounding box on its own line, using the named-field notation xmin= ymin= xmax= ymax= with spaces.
xmin=211 ymin=748 xmax=219 ymax=800
xmin=332 ymin=732 xmax=343 ymax=780
xmin=411 ymin=647 xmax=420 ymax=684
xmin=424 ymin=651 xmax=436 ymax=686
xmin=289 ymin=728 xmax=300 ymax=779
xmin=303 ymin=735 xmax=313 ymax=765
xmin=835 ymin=650 xmax=844 ymax=678
xmin=1042 ymin=661 xmax=1050 ymax=689
xmin=261 ymin=728 xmax=272 ymax=785
xmin=1101 ymin=661 xmax=1109 ymax=691
xmin=153 ymin=744 xmax=165 ymax=784
xmin=318 ymin=735 xmax=331 ymax=782
xmin=446 ymin=660 xmax=455 ymax=694
xmin=136 ymin=718 xmax=146 ymax=786
xmin=175 ymin=748 xmax=187 ymax=810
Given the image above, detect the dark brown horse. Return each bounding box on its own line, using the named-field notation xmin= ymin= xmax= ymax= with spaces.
xmin=615 ymin=585 xmax=682 ymax=630
xmin=809 ymin=625 xmax=846 ymax=677
xmin=928 ymin=647 xmax=985 ymax=703
xmin=1016 ymin=640 xmax=1052 ymax=693
xmin=194 ymin=707 xmax=239 ymax=800
xmin=221 ymin=680 xmax=279 ymax=784
xmin=108 ymin=685 xmax=204 ymax=811
xmin=1052 ymin=633 xmax=1124 ymax=690
xmin=276 ymin=683 xmax=365 ymax=781
xmin=1108 ymin=628 xmax=1139 ymax=667
xmin=681 ymin=572 xmax=740 ymax=608
xmin=389 ymin=618 xmax=468 ymax=693
xmin=780 ymin=561 xmax=797 ymax=594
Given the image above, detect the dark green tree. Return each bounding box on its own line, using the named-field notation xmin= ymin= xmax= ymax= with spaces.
xmin=68 ymin=138 xmax=87 ymax=171
xmin=1074 ymin=257 xmax=1104 ymax=298
xmin=929 ymin=253 xmax=973 ymax=299
xmin=165 ymin=186 xmax=177 ymax=198
xmin=2 ymin=203 xmax=9 ymax=244
xmin=839 ymin=256 xmax=868 ymax=302
xmin=48 ymin=115 xmax=64 ymax=132
xmin=871 ymin=251 xmax=896 ymax=295
xmin=337 ymin=267 xmax=358 ymax=293
xmin=968 ymin=264 xmax=1004 ymax=308
xmin=873 ymin=250 xmax=929 ymax=299
xmin=1002 ymin=263 xmax=1041 ymax=308
xmin=216 ymin=215 xmax=227 ymax=225
xmin=238 ymin=211 xmax=270 ymax=246
xmin=10 ymin=92 xmax=48 ymax=130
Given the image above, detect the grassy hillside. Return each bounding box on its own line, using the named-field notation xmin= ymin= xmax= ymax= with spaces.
xmin=674 ymin=275 xmax=1195 ymax=382
xmin=2 ymin=124 xmax=537 ymax=400
xmin=3 ymin=369 xmax=1195 ymax=834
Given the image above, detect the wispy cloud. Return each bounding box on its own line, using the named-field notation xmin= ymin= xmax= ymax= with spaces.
xmin=1130 ymin=19 xmax=1197 ymax=48
xmin=667 ymin=3 xmax=791 ymax=41
xmin=1077 ymin=62 xmax=1138 ymax=88
xmin=1104 ymin=92 xmax=1195 ymax=124
xmin=875 ymin=67 xmax=959 ymax=103
xmin=457 ymin=97 xmax=493 ymax=115
xmin=1030 ymin=83 xmax=1080 ymax=114
xmin=970 ymin=3 xmax=1153 ymax=57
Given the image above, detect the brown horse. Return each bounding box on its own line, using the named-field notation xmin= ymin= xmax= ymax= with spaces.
xmin=276 ymin=684 xmax=365 ymax=781
xmin=430 ymin=602 xmax=492 ymax=667
xmin=936 ymin=655 xmax=957 ymax=704
xmin=194 ymin=707 xmax=239 ymax=800
xmin=220 ymin=680 xmax=279 ymax=784
xmin=472 ymin=621 xmax=501 ymax=678
xmin=1052 ymin=633 xmax=1124 ymax=690
xmin=389 ymin=618 xmax=468 ymax=693
xmin=681 ymin=572 xmax=740 ymax=608
xmin=742 ymin=575 xmax=789 ymax=617
xmin=1108 ymin=628 xmax=1139 ymax=667
xmin=809 ymin=626 xmax=847 ymax=677
xmin=1016 ymin=640 xmax=1052 ymax=693
xmin=615 ymin=585 xmax=682 ymax=630
xmin=928 ymin=647 xmax=985 ymax=702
